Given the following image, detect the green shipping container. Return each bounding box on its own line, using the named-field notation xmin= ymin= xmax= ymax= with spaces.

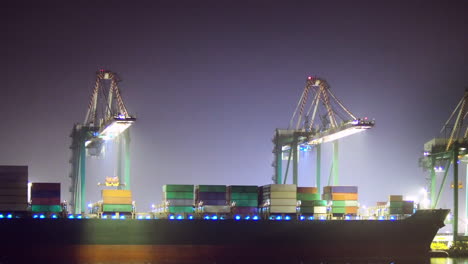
xmin=102 ymin=204 xmax=133 ymax=212
xmin=31 ymin=205 xmax=62 ymax=212
xmin=163 ymin=185 xmax=194 ymax=192
xmin=197 ymin=185 xmax=226 ymax=192
xmin=228 ymin=186 xmax=258 ymax=193
xmin=230 ymin=192 xmax=258 ymax=200
xmin=389 ymin=201 xmax=404 ymax=208
xmin=231 ymin=200 xmax=258 ymax=207
xmin=331 ymin=207 xmax=346 ymax=214
xmin=164 ymin=191 xmax=194 ymax=199
xmin=297 ymin=193 xmax=321 ymax=201
xmin=168 ymin=206 xmax=193 ymax=213
xmin=300 ymin=200 xmax=315 ymax=206
xmin=300 ymin=206 xmax=315 ymax=213
xmin=313 ymin=200 xmax=328 ymax=206
xmin=389 ymin=207 xmax=404 ymax=214
xmin=332 ymin=200 xmax=358 ymax=207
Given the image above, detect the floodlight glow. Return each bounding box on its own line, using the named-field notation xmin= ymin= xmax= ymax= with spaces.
xmin=33 ymin=214 xmax=38 ymax=219
xmin=308 ymin=124 xmax=372 ymax=145
xmin=137 ymin=215 xmax=143 ymax=220
xmin=345 ymin=216 xmax=351 ymax=220
xmin=7 ymin=214 xmax=12 ymax=219
xmin=204 ymin=215 xmax=210 ymax=220
xmin=275 ymin=216 xmax=282 ymax=221
xmin=244 ymin=216 xmax=250 ymax=220
xmin=300 ymin=216 xmax=305 ymax=221
xmin=146 ymin=215 xmax=151 ymax=220
xmin=76 ymin=215 xmax=82 ymax=219
xmin=253 ymin=215 xmax=259 ymax=221
xmin=378 ymin=216 xmax=385 ymax=221
xmin=235 ymin=215 xmax=241 ymax=220
xmin=99 ymin=119 xmax=134 ymax=141
xmin=111 ymin=215 xmax=117 ymax=219
xmin=39 ymin=214 xmax=45 ymax=219
xmin=176 ymin=215 xmax=183 ymax=220
xmin=211 ymin=215 xmax=218 ymax=220
xmin=120 ymin=215 xmax=126 ymax=219
xmin=102 ymin=214 xmax=107 ymax=219
xmin=285 ymin=215 xmax=291 ymax=221
xmin=188 ymin=215 xmax=194 ymax=220
xmin=169 ymin=215 xmax=175 ymax=220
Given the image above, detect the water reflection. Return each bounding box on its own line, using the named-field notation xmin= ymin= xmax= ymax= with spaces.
xmin=432 ymin=258 xmax=468 ymax=264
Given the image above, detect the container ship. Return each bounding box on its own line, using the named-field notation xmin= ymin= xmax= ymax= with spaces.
xmin=0 ymin=166 xmax=449 ymax=263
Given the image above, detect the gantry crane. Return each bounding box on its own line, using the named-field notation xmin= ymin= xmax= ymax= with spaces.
xmin=273 ymin=76 xmax=374 ymax=191
xmin=421 ymin=90 xmax=468 ymax=242
xmin=69 ymin=70 xmax=135 ymax=214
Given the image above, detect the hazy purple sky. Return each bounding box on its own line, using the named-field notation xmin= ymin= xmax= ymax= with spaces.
xmin=2 ymin=1 xmax=468 ymax=210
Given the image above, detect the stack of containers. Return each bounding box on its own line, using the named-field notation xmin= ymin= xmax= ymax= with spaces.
xmin=31 ymin=183 xmax=61 ymax=213
xmin=261 ymin=184 xmax=297 ymax=214
xmin=297 ymin=187 xmax=326 ymax=216
xmin=387 ymin=195 xmax=414 ymax=215
xmin=0 ymin=166 xmax=27 ymax=212
xmin=162 ymin=184 xmax=194 ymax=214
xmin=101 ymin=189 xmax=133 ymax=213
xmin=196 ymin=185 xmax=230 ymax=214
xmin=228 ymin=185 xmax=258 ymax=216
xmin=323 ymin=186 xmax=358 ymax=216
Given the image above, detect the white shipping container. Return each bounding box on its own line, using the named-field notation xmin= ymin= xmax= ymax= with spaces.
xmin=263 ymin=192 xmax=296 ymax=199
xmin=203 ymin=205 xmax=230 ymax=213
xmin=313 ymin=206 xmax=327 ymax=214
xmin=263 ymin=184 xmax=297 ymax=192
xmin=269 ymin=198 xmax=297 ymax=206
xmin=268 ymin=205 xmax=297 ymax=213
xmin=164 ymin=199 xmax=193 ymax=206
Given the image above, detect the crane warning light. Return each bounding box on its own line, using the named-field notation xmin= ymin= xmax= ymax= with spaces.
xmin=308 ymin=76 xmax=312 ymax=80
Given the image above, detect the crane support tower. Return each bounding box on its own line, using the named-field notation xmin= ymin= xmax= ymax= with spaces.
xmin=421 ymin=90 xmax=468 ymax=242
xmin=69 ymin=70 xmax=136 ymax=214
xmin=273 ymin=76 xmax=374 ymax=190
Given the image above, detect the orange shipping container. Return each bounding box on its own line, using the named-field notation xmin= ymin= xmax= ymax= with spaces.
xmin=297 ymin=187 xmax=318 ymax=194
xmin=345 ymin=206 xmax=358 ymax=214
xmin=102 ymin=197 xmax=132 ymax=204
xmin=323 ymin=193 xmax=358 ymax=201
xmin=102 ymin=190 xmax=132 ymax=198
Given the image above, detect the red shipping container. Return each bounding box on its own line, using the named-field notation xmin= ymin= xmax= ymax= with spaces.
xmin=297 ymin=187 xmax=318 ymax=194
xmin=31 ymin=197 xmax=61 ymax=205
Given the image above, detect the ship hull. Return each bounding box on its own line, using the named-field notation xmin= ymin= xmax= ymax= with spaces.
xmin=0 ymin=209 xmax=448 ymax=263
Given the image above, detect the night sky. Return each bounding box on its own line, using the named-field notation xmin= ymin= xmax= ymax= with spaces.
xmin=2 ymin=1 xmax=468 ymax=211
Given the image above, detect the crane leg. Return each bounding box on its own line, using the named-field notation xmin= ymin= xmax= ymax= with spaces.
xmin=79 ymin=142 xmax=86 ymax=214
xmin=430 ymin=157 xmax=436 ymax=209
xmin=454 ymin=146 xmax=459 ymax=243
xmin=293 ymin=140 xmax=298 ymax=185
xmin=332 ymin=141 xmax=339 ymax=185
xmin=316 ymin=144 xmax=321 ymax=194
xmin=124 ymin=129 xmax=131 ymax=190
xmin=117 ymin=134 xmax=123 ymax=190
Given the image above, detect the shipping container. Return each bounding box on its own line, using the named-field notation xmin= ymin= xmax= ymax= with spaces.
xmin=31 ymin=183 xmax=60 ymax=191
xmin=197 ymin=185 xmax=226 ymax=193
xmin=262 ymin=192 xmax=296 ymax=199
xmin=262 ymin=184 xmax=296 ymax=192
xmin=229 ymin=192 xmax=258 ymax=200
xmin=102 ymin=189 xmax=132 ymax=198
xmin=167 ymin=206 xmax=193 ymax=213
xmin=300 ymin=206 xmax=315 ymax=213
xmin=102 ymin=197 xmax=132 ymax=204
xmin=163 ymin=185 xmax=194 ymax=192
xmin=0 ymin=204 xmax=27 ymax=211
xmin=297 ymin=193 xmax=321 ymax=201
xmin=297 ymin=187 xmax=318 ymax=194
xmin=0 ymin=188 xmax=27 ymax=196
xmin=31 ymin=205 xmax=62 ymax=212
xmin=232 ymin=207 xmax=258 ymax=214
xmin=313 ymin=206 xmax=327 ymax=214
xmin=389 ymin=195 xmax=403 ymax=202
xmin=331 ymin=207 xmax=346 ymax=214
xmin=323 ymin=186 xmax=358 ymax=194
xmin=345 ymin=206 xmax=358 ymax=215
xmin=0 ymin=196 xmax=27 ymax=204
xmin=102 ymin=204 xmax=133 ymax=212
xmin=202 ymin=205 xmax=230 ymax=213
xmin=164 ymin=199 xmax=193 ymax=206
xmin=230 ymin=200 xmax=258 ymax=207
xmin=31 ymin=197 xmax=61 ymax=205
xmin=198 ymin=192 xmax=226 ymax=200
xmin=332 ymin=200 xmax=359 ymax=207
xmin=268 ymin=205 xmax=297 ymax=213
xmin=228 ymin=186 xmax=258 ymax=193
xmin=269 ymin=199 xmax=297 ymax=206
xmin=323 ymin=193 xmax=358 ymax=201
xmin=163 ymin=192 xmax=194 ymax=200
xmin=198 ymin=200 xmax=226 ymax=206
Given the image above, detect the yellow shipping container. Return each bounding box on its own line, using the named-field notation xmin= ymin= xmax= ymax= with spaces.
xmin=102 ymin=189 xmax=132 ymax=198
xmin=102 ymin=196 xmax=133 ymax=204
xmin=266 ymin=192 xmax=296 ymax=199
